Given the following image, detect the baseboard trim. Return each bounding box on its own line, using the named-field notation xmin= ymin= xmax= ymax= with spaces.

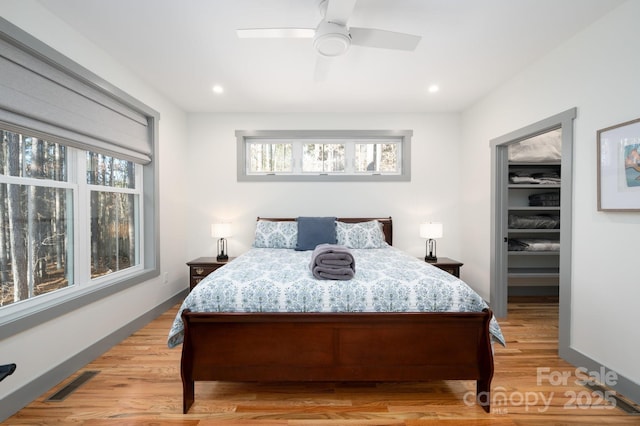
xmin=561 ymin=345 xmax=640 ymax=407
xmin=0 ymin=289 xmax=187 ymax=422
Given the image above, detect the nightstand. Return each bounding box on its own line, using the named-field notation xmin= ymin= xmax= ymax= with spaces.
xmin=426 ymin=257 xmax=463 ymax=278
xmin=186 ymin=257 xmax=235 ymax=291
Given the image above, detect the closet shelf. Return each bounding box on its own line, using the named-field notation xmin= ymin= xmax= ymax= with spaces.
xmin=508 ymin=267 xmax=559 ymax=278
xmin=508 ymin=161 xmax=561 ymax=166
xmin=508 ymin=228 xmax=560 ymax=233
xmin=508 ymin=183 xmax=561 ymax=189
xmin=508 ymin=206 xmax=560 ymax=211
xmin=508 ymin=251 xmax=560 ymax=256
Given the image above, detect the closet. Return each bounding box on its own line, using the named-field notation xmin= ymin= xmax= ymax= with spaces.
xmin=506 ymin=129 xmax=562 ymax=296
xmin=490 ymin=107 xmax=574 ymax=326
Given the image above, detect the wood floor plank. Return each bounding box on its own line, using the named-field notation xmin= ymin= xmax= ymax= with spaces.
xmin=6 ymin=300 xmax=640 ymax=425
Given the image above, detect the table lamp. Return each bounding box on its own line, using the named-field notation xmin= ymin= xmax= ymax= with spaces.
xmin=420 ymin=222 xmax=443 ymax=262
xmin=211 ymin=223 xmax=232 ymax=261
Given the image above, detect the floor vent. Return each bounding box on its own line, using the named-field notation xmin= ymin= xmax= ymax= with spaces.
xmin=583 ymin=382 xmax=640 ymax=414
xmin=46 ymin=370 xmax=99 ymax=402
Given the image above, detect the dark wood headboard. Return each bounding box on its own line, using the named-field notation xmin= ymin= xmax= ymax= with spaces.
xmin=256 ymin=217 xmax=393 ymax=246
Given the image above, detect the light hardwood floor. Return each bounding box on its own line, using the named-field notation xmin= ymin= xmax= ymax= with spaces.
xmin=5 ymin=299 xmax=640 ymax=425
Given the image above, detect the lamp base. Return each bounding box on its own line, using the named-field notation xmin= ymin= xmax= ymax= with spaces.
xmin=216 ymin=254 xmax=229 ymax=262
xmin=425 ymin=255 xmax=438 ymax=263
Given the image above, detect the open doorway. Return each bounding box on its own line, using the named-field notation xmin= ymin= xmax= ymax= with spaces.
xmin=490 ymin=108 xmax=575 ymax=352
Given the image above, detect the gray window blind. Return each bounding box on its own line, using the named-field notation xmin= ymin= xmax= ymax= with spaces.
xmin=0 ymin=19 xmax=152 ymax=164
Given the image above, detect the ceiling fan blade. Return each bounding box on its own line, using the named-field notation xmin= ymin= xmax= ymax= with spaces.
xmin=314 ymin=55 xmax=332 ymax=82
xmin=236 ymin=28 xmax=315 ymax=39
xmin=349 ymin=27 xmax=421 ymax=51
xmin=324 ymin=0 xmax=357 ymax=25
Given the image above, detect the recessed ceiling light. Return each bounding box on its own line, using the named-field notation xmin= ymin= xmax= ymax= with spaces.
xmin=428 ymin=85 xmax=439 ymax=93
xmin=212 ymin=85 xmax=224 ymax=94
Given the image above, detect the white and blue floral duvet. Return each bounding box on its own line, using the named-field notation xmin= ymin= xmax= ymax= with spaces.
xmin=168 ymin=246 xmax=505 ymax=348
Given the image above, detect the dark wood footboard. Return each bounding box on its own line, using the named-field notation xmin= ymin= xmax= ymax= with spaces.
xmin=180 ymin=308 xmax=494 ymax=413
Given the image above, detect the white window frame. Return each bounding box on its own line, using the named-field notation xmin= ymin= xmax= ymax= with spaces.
xmin=237 ymin=130 xmax=412 ymax=182
xmin=0 ymin=143 xmax=146 ymax=325
xmin=81 ymin=151 xmax=145 ymax=283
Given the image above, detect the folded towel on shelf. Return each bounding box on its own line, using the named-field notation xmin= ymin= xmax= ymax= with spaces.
xmin=508 ymin=214 xmax=560 ymax=229
xmin=529 ymin=192 xmax=560 ymax=206
xmin=508 ymin=238 xmax=560 ymax=252
xmin=309 ymin=243 xmax=355 ymax=280
xmin=509 ymin=171 xmax=561 ymax=185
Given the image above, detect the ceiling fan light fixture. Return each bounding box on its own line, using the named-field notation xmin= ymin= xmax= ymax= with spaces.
xmin=237 ymin=0 xmax=421 ymax=79
xmin=313 ymin=21 xmax=351 ymax=57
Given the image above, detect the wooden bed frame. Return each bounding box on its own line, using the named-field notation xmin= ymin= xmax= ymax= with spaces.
xmin=180 ymin=217 xmax=494 ymax=413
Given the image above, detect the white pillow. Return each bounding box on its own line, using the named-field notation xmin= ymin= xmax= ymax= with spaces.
xmin=336 ymin=220 xmax=387 ymax=249
xmin=253 ymin=221 xmax=297 ymax=248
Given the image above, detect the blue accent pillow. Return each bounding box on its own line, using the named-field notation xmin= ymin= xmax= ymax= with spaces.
xmin=295 ymin=217 xmax=337 ymax=251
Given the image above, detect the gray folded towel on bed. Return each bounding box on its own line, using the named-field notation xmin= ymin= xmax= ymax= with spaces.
xmin=309 ymin=243 xmax=355 ymax=280
xmin=312 ymin=265 xmax=355 ymax=280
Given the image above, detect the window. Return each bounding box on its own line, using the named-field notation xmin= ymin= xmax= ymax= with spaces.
xmin=248 ymin=142 xmax=292 ymax=173
xmin=354 ymin=142 xmax=399 ymax=173
xmin=0 ymin=133 xmax=73 ymax=305
xmin=87 ymin=152 xmax=141 ymax=279
xmin=0 ymin=18 xmax=159 ymax=339
xmin=237 ymin=130 xmax=412 ymax=182
xmin=0 ymin=130 xmax=144 ymax=307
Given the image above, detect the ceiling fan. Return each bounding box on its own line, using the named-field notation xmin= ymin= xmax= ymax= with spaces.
xmin=236 ymin=0 xmax=421 ymax=81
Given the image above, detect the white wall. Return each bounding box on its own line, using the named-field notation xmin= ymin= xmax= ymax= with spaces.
xmin=0 ymin=0 xmax=189 ymax=409
xmin=186 ymin=112 xmax=466 ymax=271
xmin=461 ymin=0 xmax=639 ymax=387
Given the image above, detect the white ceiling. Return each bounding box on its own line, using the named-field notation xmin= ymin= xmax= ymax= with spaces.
xmin=37 ymin=0 xmax=624 ymax=113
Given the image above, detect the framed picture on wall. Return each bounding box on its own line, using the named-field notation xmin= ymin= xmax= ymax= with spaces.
xmin=597 ymin=117 xmax=640 ymax=211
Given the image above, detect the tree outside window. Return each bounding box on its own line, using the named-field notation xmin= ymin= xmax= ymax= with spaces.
xmin=0 ymin=129 xmax=141 ymax=308
xmin=302 ymin=143 xmax=345 ymax=172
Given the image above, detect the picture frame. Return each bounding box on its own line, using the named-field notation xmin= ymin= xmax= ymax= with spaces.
xmin=597 ymin=117 xmax=640 ymax=211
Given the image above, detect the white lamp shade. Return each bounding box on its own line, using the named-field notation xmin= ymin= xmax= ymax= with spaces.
xmin=420 ymin=222 xmax=443 ymax=239
xmin=211 ymin=223 xmax=232 ymax=238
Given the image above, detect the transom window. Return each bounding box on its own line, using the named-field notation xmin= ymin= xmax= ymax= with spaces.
xmin=237 ymin=130 xmax=412 ymax=182
xmin=248 ymin=142 xmax=292 ymax=173
xmin=302 ymin=142 xmax=345 ymax=173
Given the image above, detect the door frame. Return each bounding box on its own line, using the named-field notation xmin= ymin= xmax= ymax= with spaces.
xmin=490 ymin=107 xmax=576 ymax=354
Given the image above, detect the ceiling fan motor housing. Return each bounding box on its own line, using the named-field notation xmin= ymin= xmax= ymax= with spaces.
xmin=313 ymin=21 xmax=351 ymax=57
